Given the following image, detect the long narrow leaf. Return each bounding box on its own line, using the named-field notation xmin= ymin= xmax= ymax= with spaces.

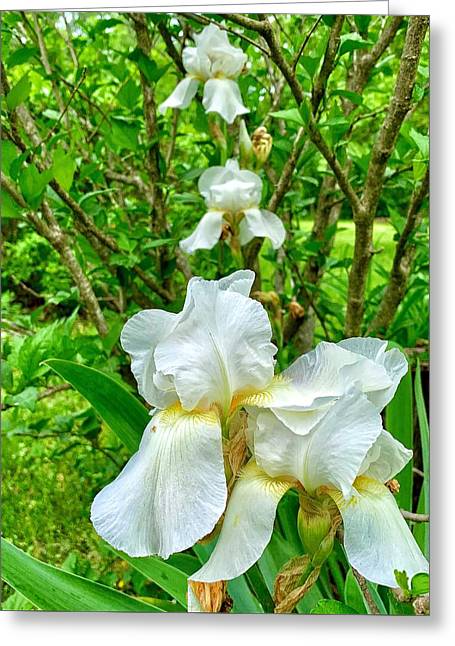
xmin=45 ymin=359 xmax=149 ymax=453
xmin=386 ymin=368 xmax=414 ymax=511
xmin=2 ymin=539 xmax=162 ymax=612
xmin=109 ymin=548 xmax=190 ymax=609
xmin=414 ymin=361 xmax=429 ymax=557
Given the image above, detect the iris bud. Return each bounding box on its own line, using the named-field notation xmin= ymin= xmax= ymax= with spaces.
xmin=297 ymin=490 xmax=340 ymax=565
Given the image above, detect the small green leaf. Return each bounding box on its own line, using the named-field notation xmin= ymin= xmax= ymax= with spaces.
xmin=1 ymin=189 xmax=22 ymax=219
xmin=7 ymin=46 xmax=39 ymax=68
xmin=311 ymin=599 xmax=359 ymax=614
xmin=117 ymin=78 xmax=141 ymax=110
xmin=331 ymin=89 xmax=364 ymax=106
xmin=300 ymin=55 xmax=320 ymax=79
xmin=270 ymin=108 xmax=305 ymax=127
xmin=411 ymin=572 xmax=429 ymax=596
xmin=354 ymin=15 xmax=371 ymax=37
xmin=339 ymin=33 xmax=372 ymax=57
xmin=394 ymin=569 xmax=410 ymax=594
xmin=6 ymin=74 xmax=31 ymax=110
xmin=19 ymin=164 xmax=52 ymax=208
xmin=2 ymin=538 xmax=162 ymax=612
xmin=128 ymin=48 xmax=170 ymax=84
xmin=52 ymin=147 xmax=77 ymax=191
xmin=45 ymin=359 xmax=149 ymax=453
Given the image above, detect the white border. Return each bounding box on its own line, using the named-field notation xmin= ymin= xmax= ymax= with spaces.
xmin=2 ymin=0 xmax=454 ymax=644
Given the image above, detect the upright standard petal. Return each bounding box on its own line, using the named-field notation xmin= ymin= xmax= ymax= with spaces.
xmin=253 ymin=390 xmax=382 ymax=498
xmin=337 ymin=337 xmax=408 ymax=410
xmin=240 ymin=207 xmax=286 ymax=249
xmin=154 ymin=280 xmax=276 ymax=413
xmin=179 ymin=210 xmax=224 ymax=254
xmin=190 ymin=461 xmax=290 ymax=583
xmin=193 ymin=24 xmax=247 ymax=79
xmin=91 ymin=406 xmax=226 ymax=559
xmin=263 ymin=341 xmax=392 ymax=434
xmin=159 ymin=77 xmax=200 ymax=113
xmin=300 ymin=390 xmax=383 ymax=497
xmin=331 ymin=476 xmax=428 ymax=587
xmin=120 ymin=309 xmax=178 ymax=408
xmin=203 ymin=78 xmax=249 ymax=124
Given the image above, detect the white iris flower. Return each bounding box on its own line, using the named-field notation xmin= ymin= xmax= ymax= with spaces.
xmin=180 ymin=159 xmax=286 ymax=254
xmin=159 ymin=24 xmax=249 ymax=124
xmin=190 ymin=386 xmax=428 ymax=591
xmin=91 ymin=270 xmax=278 ymax=559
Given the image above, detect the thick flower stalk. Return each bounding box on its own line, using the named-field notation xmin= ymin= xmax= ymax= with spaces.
xmin=180 ymin=159 xmax=286 ymax=254
xmin=91 ymin=270 xmax=279 ymax=558
xmin=189 ymin=344 xmax=428 ymax=602
xmin=159 ymin=24 xmax=249 ymax=124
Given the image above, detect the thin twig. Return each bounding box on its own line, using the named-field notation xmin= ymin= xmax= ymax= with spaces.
xmin=401 ymin=510 xmax=429 ymax=523
xmin=352 ymin=568 xmax=381 ymax=615
xmin=44 ymin=68 xmax=87 ymax=143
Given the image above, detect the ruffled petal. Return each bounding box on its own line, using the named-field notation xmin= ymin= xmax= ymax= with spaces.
xmin=190 ymin=461 xmax=290 ymax=583
xmin=199 ymin=159 xmax=262 ymax=212
xmin=182 ymin=47 xmax=211 ymax=80
xmin=179 ymin=210 xmax=224 ymax=254
xmin=337 ymin=337 xmax=408 ymax=410
xmin=208 ymin=178 xmax=260 ymax=214
xmin=240 ymin=208 xmax=286 ymax=249
xmin=154 ymin=279 xmax=276 ymax=413
xmin=359 ymin=430 xmax=413 ymax=483
xmin=202 ymin=78 xmax=249 ymax=124
xmin=193 ymin=24 xmax=247 ymax=79
xmin=253 ymin=389 xmax=382 ymax=497
xmin=91 ymin=406 xmax=226 ymax=559
xmin=120 ymin=309 xmax=178 ymax=408
xmin=159 ymin=77 xmax=200 ymax=113
xmin=330 ymin=476 xmax=428 ymax=587
xmin=300 ymin=390 xmax=383 ymax=497
xmin=262 ymin=341 xmax=393 ymax=434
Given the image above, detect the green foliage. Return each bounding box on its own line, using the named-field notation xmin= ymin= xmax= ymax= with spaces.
xmin=311 ymin=599 xmax=358 ymax=614
xmin=2 ymin=539 xmax=163 ymax=612
xmin=45 ymin=359 xmax=149 ymax=453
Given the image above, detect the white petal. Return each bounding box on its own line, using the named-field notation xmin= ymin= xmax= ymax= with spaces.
xmin=159 ymin=77 xmax=200 ymax=113
xmin=359 ymin=430 xmax=413 ymax=483
xmin=120 ymin=309 xmax=178 ymax=408
xmin=154 ymin=280 xmax=276 ymax=413
xmin=240 ymin=208 xmax=286 ymax=249
xmin=194 ymin=24 xmax=247 ymax=79
xmin=179 ymin=210 xmax=224 ymax=254
xmin=190 ymin=461 xmax=290 ymax=583
xmin=182 ymin=47 xmax=211 ymax=80
xmin=301 ymin=390 xmax=383 ymax=497
xmin=202 ymin=78 xmax=249 ymax=124
xmin=253 ymin=389 xmax=382 ymax=497
xmin=331 ymin=476 xmax=428 ymax=587
xmin=265 ymin=342 xmax=392 ymax=434
xmin=337 ymin=337 xmax=408 ymax=410
xmin=208 ymin=178 xmax=260 ymax=214
xmin=216 ymin=269 xmax=255 ymax=296
xmin=91 ymin=406 xmax=226 ymax=559
xmin=199 ymin=159 xmax=262 ymax=207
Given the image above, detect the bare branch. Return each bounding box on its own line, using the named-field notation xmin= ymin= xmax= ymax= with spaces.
xmin=368 ymin=167 xmax=429 ymax=334
xmin=345 ymin=16 xmax=429 ymax=336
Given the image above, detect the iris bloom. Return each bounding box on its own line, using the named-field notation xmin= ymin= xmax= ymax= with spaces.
xmin=159 ymin=24 xmax=249 ymax=124
xmin=91 ymin=270 xmax=278 ymax=558
xmin=190 ymin=387 xmax=428 ymax=591
xmin=240 ymin=337 xmax=409 ymax=437
xmin=180 ymin=159 xmax=286 ymax=254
